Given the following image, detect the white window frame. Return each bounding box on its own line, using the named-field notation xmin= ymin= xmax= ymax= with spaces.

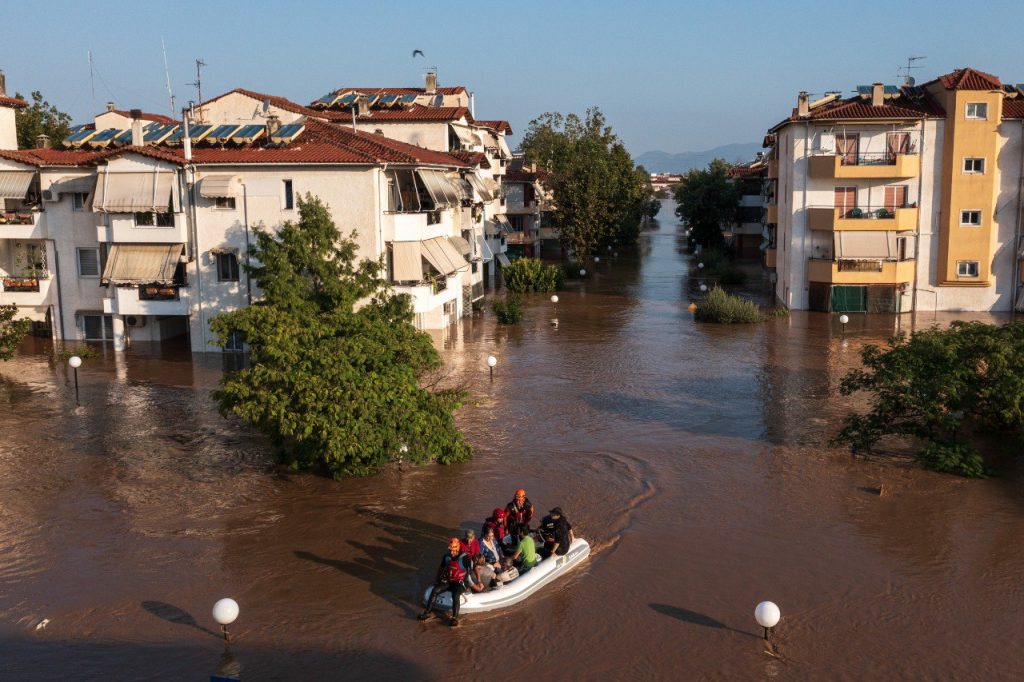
xmin=959 ymin=210 xmax=982 ymax=227
xmin=962 ymin=158 xmax=985 ymax=174
xmin=79 ymin=313 xmax=114 ymax=341
xmin=213 ymin=196 xmax=236 ymax=210
xmin=72 ymin=192 xmax=88 ymax=211
xmin=77 ymin=247 xmax=101 ymax=277
xmin=216 ymin=252 xmax=240 ymax=282
xmin=223 ymin=330 xmax=245 ymax=352
xmin=956 ymin=261 xmax=980 ymax=278
xmin=965 ymin=102 xmax=988 ymax=120
xmin=282 ymin=179 xmax=294 ymax=210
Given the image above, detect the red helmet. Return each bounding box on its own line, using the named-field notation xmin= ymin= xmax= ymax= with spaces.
xmin=493 ymin=508 xmax=507 ymax=520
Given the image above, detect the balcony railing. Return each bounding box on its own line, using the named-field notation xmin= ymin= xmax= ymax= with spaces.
xmin=2 ymin=276 xmax=42 ymax=292
xmin=837 ymin=259 xmax=884 ymax=272
xmin=838 ymin=151 xmax=918 ymax=167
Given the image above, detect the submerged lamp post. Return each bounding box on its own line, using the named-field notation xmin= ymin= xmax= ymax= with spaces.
xmin=486 ymin=355 xmax=497 ymax=381
xmin=699 ymin=284 xmax=708 ymax=293
xmin=212 ymin=598 xmax=239 ymax=643
xmin=579 ymin=268 xmax=586 ymax=277
xmin=755 ymin=601 xmax=781 ymax=640
xmin=697 ymin=262 xmax=705 ymax=270
xmin=550 ymin=295 xmax=559 ymax=304
xmin=594 ymin=256 xmax=601 ymax=263
xmin=839 ymin=314 xmax=850 ymax=335
xmin=68 ymin=355 xmax=82 ymax=405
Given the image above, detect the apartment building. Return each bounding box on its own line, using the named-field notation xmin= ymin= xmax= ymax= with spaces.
xmin=764 ymin=67 xmax=1024 ymax=313
xmin=503 ymin=158 xmax=554 ymax=257
xmin=0 ymin=97 xmax=496 ymax=352
xmin=727 ymin=155 xmax=769 ymax=259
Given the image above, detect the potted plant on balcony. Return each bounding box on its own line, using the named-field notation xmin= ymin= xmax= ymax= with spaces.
xmin=849 ymin=208 xmax=864 ymax=220
xmin=876 ymin=208 xmax=892 ymax=219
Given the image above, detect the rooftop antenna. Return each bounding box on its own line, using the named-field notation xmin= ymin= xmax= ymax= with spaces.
xmin=898 ymin=56 xmax=926 ymax=86
xmin=191 ymin=58 xmax=206 ymax=121
xmin=161 ymin=37 xmax=176 ymax=116
xmin=88 ymin=50 xmax=96 ymax=113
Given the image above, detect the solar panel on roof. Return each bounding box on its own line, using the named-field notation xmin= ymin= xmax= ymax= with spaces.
xmin=113 ymin=129 xmax=135 ymax=144
xmin=399 ymin=94 xmax=417 ymax=105
xmin=207 ymin=124 xmax=241 ymax=143
xmin=315 ymin=93 xmax=339 ymax=106
xmin=87 ymin=128 xmax=120 ymax=147
xmin=338 ymin=93 xmax=359 ymax=106
xmin=64 ymin=128 xmax=98 ymax=146
xmin=270 ymin=123 xmax=304 ymax=144
xmin=376 ymin=94 xmax=399 ymax=107
xmin=232 ymin=124 xmax=265 ymax=143
xmin=144 ymin=124 xmax=178 ymax=144
xmin=69 ymin=124 xmax=91 ymax=134
xmin=431 ymin=94 xmax=444 ymax=107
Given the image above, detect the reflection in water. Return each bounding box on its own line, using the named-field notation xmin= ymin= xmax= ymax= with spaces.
xmin=0 ymin=200 xmax=1022 ymax=680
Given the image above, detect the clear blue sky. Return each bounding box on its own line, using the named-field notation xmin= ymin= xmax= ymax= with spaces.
xmin=2 ymin=0 xmax=1022 ymax=155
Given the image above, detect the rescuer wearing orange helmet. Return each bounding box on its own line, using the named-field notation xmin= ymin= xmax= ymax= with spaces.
xmin=505 ymin=488 xmax=535 ymax=539
xmin=419 ymin=537 xmax=472 ymax=626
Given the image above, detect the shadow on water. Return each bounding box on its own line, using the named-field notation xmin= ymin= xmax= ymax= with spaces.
xmin=649 ymin=603 xmax=757 ymax=638
xmin=141 ymin=601 xmax=221 ymax=640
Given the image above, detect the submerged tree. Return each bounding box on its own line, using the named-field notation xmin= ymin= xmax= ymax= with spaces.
xmin=0 ymin=304 xmax=30 ymax=360
xmin=209 ymin=195 xmax=471 ymax=478
xmin=673 ymin=159 xmax=739 ymax=250
xmin=14 ymin=91 xmax=72 ymax=150
xmin=520 ymin=108 xmax=649 ymax=257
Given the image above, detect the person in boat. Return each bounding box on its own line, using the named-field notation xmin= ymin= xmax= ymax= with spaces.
xmin=509 ymin=525 xmax=539 ymax=574
xmin=468 ymin=554 xmax=496 ymax=593
xmin=505 ymin=489 xmax=535 ymax=539
xmin=460 ymin=528 xmax=480 ymax=558
xmin=419 ymin=538 xmax=472 ymax=626
xmin=479 ymin=526 xmax=504 ymax=572
xmin=538 ymin=507 xmax=575 ymax=559
xmin=482 ymin=508 xmax=510 ymax=545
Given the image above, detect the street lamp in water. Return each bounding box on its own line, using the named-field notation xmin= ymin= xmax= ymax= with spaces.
xmin=487 ymin=355 xmax=497 ymax=381
xmin=839 ymin=314 xmax=850 ymax=335
xmin=212 ymin=598 xmax=239 ymax=643
xmin=68 ymin=355 xmax=82 ymax=405
xmin=755 ymin=601 xmax=781 ymax=640
xmin=550 ymin=295 xmax=559 ymax=304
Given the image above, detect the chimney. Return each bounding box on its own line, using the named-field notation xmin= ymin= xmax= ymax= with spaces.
xmin=797 ymin=91 xmax=810 ymax=117
xmin=356 ymin=94 xmax=370 ymax=117
xmin=265 ymin=114 xmax=281 ymax=137
xmin=871 ymin=82 xmax=884 ymax=107
xmin=130 ymin=107 xmax=144 ymax=144
xmin=530 ymin=162 xmax=537 ymax=173
xmin=36 ymin=134 xmax=51 ymax=149
xmin=106 ymin=101 xmax=116 ymax=112
xmin=0 ymin=70 xmax=6 ymax=97
xmin=425 ymin=70 xmax=437 ymax=95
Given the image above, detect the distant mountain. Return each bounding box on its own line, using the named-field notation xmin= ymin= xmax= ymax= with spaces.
xmin=635 ymin=143 xmax=762 ymax=174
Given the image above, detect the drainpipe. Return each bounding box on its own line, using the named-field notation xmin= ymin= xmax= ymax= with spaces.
xmin=241 ymin=181 xmax=252 ymax=305
xmin=800 ymin=122 xmax=809 ymax=309
xmin=44 ymin=238 xmax=66 ymax=342
xmin=910 ymin=119 xmax=925 ymax=315
xmin=1012 ymin=120 xmax=1024 ymax=315
xmin=181 ymin=109 xmax=205 ymax=350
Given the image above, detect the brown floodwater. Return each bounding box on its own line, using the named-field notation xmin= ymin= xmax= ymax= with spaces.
xmin=1 ymin=200 xmax=1022 ymax=681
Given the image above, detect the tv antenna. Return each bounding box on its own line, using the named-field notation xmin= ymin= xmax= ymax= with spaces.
xmin=190 ymin=58 xmax=206 ymax=122
xmin=87 ymin=50 xmax=96 ymax=113
xmin=898 ymin=56 xmax=926 ymax=86
xmin=161 ymin=38 xmax=176 ymax=116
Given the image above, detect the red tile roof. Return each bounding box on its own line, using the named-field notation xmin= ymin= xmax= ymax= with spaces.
xmin=355 ymin=105 xmax=471 ymax=122
xmin=475 ymin=120 xmax=513 ymax=135
xmin=331 ymin=86 xmax=466 ymax=96
xmin=200 ymin=88 xmax=326 ymax=119
xmin=769 ymin=87 xmax=943 ymax=132
xmin=1003 ymin=98 xmax=1024 ymax=119
xmin=935 ymin=68 xmax=1002 ymax=91
xmin=448 ymin=150 xmax=491 ymax=169
xmin=102 ymin=109 xmax=178 ymax=125
xmin=0 ymin=95 xmax=27 ymax=109
xmin=0 ymin=146 xmax=182 ymax=167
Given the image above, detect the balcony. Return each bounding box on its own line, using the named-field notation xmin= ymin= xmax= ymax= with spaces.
xmin=807 ymin=258 xmax=915 ymax=284
xmin=764 ymin=248 xmax=777 ymax=268
xmin=0 ymin=210 xmax=46 ymax=239
xmin=807 ymin=206 xmax=918 ymax=231
xmin=103 ymin=283 xmax=190 ymax=316
xmin=0 ymin=274 xmax=53 ymax=306
xmin=767 ymin=158 xmax=778 ymax=179
xmin=809 ymin=153 xmax=918 ymax=179
xmin=101 ymin=213 xmax=189 ymax=244
xmin=766 ymin=203 xmax=778 ymax=224
xmin=386 ymin=211 xmax=452 ymax=243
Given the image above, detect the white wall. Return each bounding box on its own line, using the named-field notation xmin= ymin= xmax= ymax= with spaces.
xmin=0 ymin=107 xmax=17 ymax=149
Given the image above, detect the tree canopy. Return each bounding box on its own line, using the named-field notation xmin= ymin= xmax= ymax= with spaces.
xmin=0 ymin=305 xmax=30 ymax=361
xmin=672 ymin=159 xmax=739 ymax=250
xmin=209 ymin=195 xmax=471 ymax=478
xmin=520 ymin=108 xmax=650 ymax=258
xmin=834 ymin=321 xmax=1024 ymax=477
xmin=15 ymin=91 xmax=72 ymax=150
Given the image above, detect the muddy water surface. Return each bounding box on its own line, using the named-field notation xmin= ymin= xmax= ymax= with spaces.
xmin=1 ymin=201 xmax=1022 ymax=680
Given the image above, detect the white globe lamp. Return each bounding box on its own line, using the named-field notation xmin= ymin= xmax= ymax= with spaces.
xmin=550 ymin=295 xmax=559 ymax=304
xmin=212 ymin=598 xmax=239 ymax=642
xmin=755 ymin=601 xmax=781 ymax=640
xmin=486 ymin=354 xmax=497 ymax=380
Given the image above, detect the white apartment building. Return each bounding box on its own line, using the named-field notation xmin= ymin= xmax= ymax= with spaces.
xmin=764 ymin=68 xmax=1024 ymax=314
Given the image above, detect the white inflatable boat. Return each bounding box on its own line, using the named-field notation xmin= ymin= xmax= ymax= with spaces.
xmin=422 ymin=538 xmax=590 ymax=614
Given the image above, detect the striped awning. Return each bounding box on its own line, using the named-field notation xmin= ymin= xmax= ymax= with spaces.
xmin=415 ymin=169 xmax=461 ymax=208
xmin=421 ymin=237 xmax=469 ymax=276
xmin=392 ymin=241 xmax=424 ymax=282
xmin=93 ymin=171 xmax=175 ymax=213
xmin=466 ymin=173 xmax=493 ymax=201
xmin=451 ymin=124 xmax=482 ymax=148
xmin=199 ymin=174 xmax=238 ymax=198
xmin=497 ymin=136 xmax=513 ymax=159
xmin=449 ymin=235 xmax=472 ymax=257
xmin=0 ymin=171 xmax=35 ymax=198
xmin=52 ymin=175 xmax=95 ymax=195
xmin=101 ymin=244 xmax=183 ymax=284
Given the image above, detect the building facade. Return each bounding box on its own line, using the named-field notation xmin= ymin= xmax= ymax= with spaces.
xmin=764 ymin=68 xmax=1024 ymax=313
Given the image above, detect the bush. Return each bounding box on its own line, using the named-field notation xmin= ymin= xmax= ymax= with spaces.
xmin=493 ymin=296 xmax=523 ymax=324
xmin=917 ymin=443 xmax=986 ymax=478
xmin=769 ymin=307 xmax=790 ymax=318
xmin=698 ymin=249 xmax=746 ymax=285
xmin=694 ymin=287 xmax=765 ymax=324
xmin=503 ymin=258 xmax=564 ymax=293
xmin=48 ymin=344 xmax=98 ymax=364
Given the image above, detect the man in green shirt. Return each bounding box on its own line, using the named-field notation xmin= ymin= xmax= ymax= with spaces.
xmin=511 ymin=526 xmax=539 ymax=573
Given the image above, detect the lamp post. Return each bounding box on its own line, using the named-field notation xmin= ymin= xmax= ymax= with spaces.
xmin=699 ymin=284 xmax=707 ymax=293
xmin=579 ymin=268 xmax=586 ymax=277
xmin=550 ymin=295 xmax=559 ymax=304
xmin=594 ymin=256 xmax=600 ymax=263
xmin=839 ymin=314 xmax=850 ymax=335
xmin=486 ymin=355 xmax=497 ymax=381
xmin=68 ymin=355 xmax=82 ymax=406
xmin=697 ymin=262 xmax=704 ymax=270
xmin=754 ymin=601 xmax=781 ymax=640
xmin=212 ymin=598 xmax=239 ymax=643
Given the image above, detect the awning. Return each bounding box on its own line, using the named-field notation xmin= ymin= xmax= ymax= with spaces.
xmin=449 ymin=235 xmax=472 ymax=257
xmin=451 ymin=176 xmax=473 ymax=202
xmin=494 ymin=214 xmax=513 ymax=234
xmin=466 ymin=173 xmax=494 ymax=201
xmin=834 ymin=231 xmax=893 ymax=259
xmin=497 ymin=136 xmax=513 ymax=159
xmin=199 ymin=174 xmax=238 ymax=198
xmin=0 ymin=171 xmax=35 ymax=199
xmin=93 ymin=171 xmax=175 ymax=213
xmin=52 ymin=175 xmax=95 ymax=195
xmin=496 ymin=252 xmax=511 ymax=267
xmin=392 ymin=241 xmax=424 ymax=282
xmin=451 ymin=124 xmax=482 ymax=148
xmin=484 ymin=177 xmax=500 ymax=195
xmin=478 ymin=234 xmax=494 ymax=262
xmin=415 ymin=169 xmax=460 ymax=209
xmin=101 ymin=244 xmax=183 ymax=284
xmin=421 ymin=236 xmax=469 ymax=276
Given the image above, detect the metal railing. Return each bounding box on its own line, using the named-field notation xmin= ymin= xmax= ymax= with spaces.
xmin=813 ymin=204 xmax=916 ymax=219
xmin=837 ymin=151 xmax=918 ymax=166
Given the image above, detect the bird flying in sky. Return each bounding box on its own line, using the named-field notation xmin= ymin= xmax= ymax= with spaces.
xmin=412 ymin=49 xmax=424 ymax=58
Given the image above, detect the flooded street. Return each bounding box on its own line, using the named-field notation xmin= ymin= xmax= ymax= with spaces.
xmin=1 ymin=200 xmax=1022 ymax=681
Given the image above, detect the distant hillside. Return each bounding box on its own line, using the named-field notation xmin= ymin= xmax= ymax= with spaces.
xmin=635 ymin=143 xmax=762 ymax=174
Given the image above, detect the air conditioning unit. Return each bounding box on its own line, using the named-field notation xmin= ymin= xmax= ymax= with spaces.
xmin=125 ymin=315 xmax=146 ymax=328
xmin=42 ymin=188 xmax=59 ymax=202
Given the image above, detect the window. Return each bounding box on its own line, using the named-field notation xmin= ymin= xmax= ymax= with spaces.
xmin=214 ymin=196 xmax=236 ymax=210
xmin=72 ymin=192 xmax=88 ymax=211
xmin=963 ymin=158 xmax=985 ymax=174
xmin=960 ymin=210 xmax=982 ymax=226
xmin=957 ymin=261 xmax=980 ymax=278
xmin=134 ymin=212 xmax=175 ymax=227
xmin=965 ymin=102 xmax=988 ymax=119
xmin=77 ymin=247 xmax=101 ymax=277
xmin=283 ymin=179 xmax=294 ymax=210
xmin=216 ymin=252 xmax=239 ymax=281
xmin=223 ymin=330 xmax=245 ymax=352
xmin=81 ymin=314 xmax=114 ymax=341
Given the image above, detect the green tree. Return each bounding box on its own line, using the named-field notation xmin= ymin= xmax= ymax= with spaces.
xmin=673 ymin=159 xmax=739 ymax=250
xmin=14 ymin=91 xmax=72 ymax=150
xmin=209 ymin=195 xmax=471 ymax=478
xmin=833 ymin=321 xmax=1024 ymax=477
xmin=520 ymin=108 xmax=649 ymax=258
xmin=0 ymin=304 xmax=30 ymax=360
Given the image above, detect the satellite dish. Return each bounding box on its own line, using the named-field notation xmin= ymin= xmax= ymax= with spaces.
xmin=262 ymin=98 xmax=271 ymax=114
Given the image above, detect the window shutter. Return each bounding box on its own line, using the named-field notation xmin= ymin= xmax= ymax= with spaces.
xmin=78 ymin=248 xmax=100 ymax=277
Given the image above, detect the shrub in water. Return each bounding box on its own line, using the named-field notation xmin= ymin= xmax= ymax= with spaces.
xmin=493 ymin=295 xmax=523 ymax=324
xmin=694 ymin=287 xmax=765 ymax=324
xmin=503 ymin=258 xmax=564 ymax=293
xmin=917 ymin=442 xmax=986 ymax=478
